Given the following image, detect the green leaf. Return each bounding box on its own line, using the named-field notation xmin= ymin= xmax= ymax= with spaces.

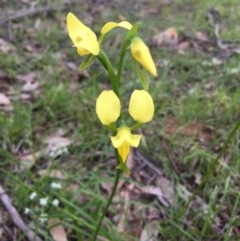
xmin=80 ymin=55 xmax=96 ymax=70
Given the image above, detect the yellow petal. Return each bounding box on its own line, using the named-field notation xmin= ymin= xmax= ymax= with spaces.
xmin=66 ymin=12 xmax=99 ymax=56
xmin=111 ymin=126 xmax=141 ymax=148
xmin=96 ymin=90 xmax=121 ymax=125
xmin=101 ymin=21 xmax=132 ymax=36
xmin=75 ymin=37 xmax=99 ymax=56
xmin=130 ymin=37 xmax=157 ymax=77
xmin=129 ymin=90 xmax=154 ymax=123
xmin=118 ymin=145 xmax=130 ymax=163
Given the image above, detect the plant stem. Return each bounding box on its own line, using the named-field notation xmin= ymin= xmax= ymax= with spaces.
xmin=92 ymin=157 xmax=122 ymax=241
xmin=97 ymin=50 xmax=119 ymax=96
xmin=117 ymin=41 xmax=129 ymax=84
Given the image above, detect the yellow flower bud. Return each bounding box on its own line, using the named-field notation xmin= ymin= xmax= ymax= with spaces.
xmin=130 ymin=37 xmax=157 ymax=77
xmin=111 ymin=126 xmax=141 ymax=162
xmin=67 ymin=12 xmax=99 ymax=56
xmin=96 ymin=90 xmax=121 ymax=126
xmin=129 ymin=90 xmax=154 ymax=123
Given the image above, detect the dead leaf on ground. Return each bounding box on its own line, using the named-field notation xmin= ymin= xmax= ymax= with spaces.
xmin=38 ymin=169 xmax=68 ymax=180
xmin=48 ymin=218 xmax=68 ymax=241
xmin=16 ymin=73 xmax=41 ymax=101
xmin=19 ymin=151 xmax=41 ymax=170
xmin=195 ymin=31 xmax=210 ymax=42
xmin=140 ymin=220 xmax=159 ymax=241
xmin=177 ymin=41 xmax=190 ymax=53
xmin=0 ymin=93 xmax=13 ymax=111
xmin=117 ymin=189 xmax=130 ymax=233
xmin=101 ymin=180 xmax=124 ymax=196
xmin=138 ymin=185 xmax=171 ymax=207
xmin=44 ymin=136 xmax=72 ymax=148
xmin=233 ymin=47 xmax=240 ymax=54
xmin=155 ymin=176 xmax=176 ymax=206
xmin=164 ymin=117 xmax=214 ymax=146
xmin=153 ymin=27 xmax=178 ymax=47
xmin=44 ymin=135 xmax=72 ymax=158
xmin=0 ymin=38 xmax=15 ymax=54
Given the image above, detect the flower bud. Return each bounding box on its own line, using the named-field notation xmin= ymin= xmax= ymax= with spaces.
xmin=96 ymin=90 xmax=121 ymax=125
xmin=129 ymin=90 xmax=154 ymax=123
xmin=130 ymin=37 xmax=157 ymax=77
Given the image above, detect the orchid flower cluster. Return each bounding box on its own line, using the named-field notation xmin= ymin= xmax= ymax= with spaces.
xmin=67 ymin=12 xmax=157 ymax=174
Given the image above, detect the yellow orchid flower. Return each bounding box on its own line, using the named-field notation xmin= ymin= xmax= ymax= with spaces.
xmin=67 ymin=12 xmax=99 ymax=56
xmin=67 ymin=12 xmax=132 ymax=56
xmin=98 ymin=21 xmax=132 ymax=44
xmin=130 ymin=37 xmax=157 ymax=77
xmin=100 ymin=21 xmax=132 ymax=41
xmin=96 ymin=90 xmax=121 ymax=126
xmin=129 ymin=90 xmax=154 ymax=123
xmin=111 ymin=126 xmax=141 ymax=162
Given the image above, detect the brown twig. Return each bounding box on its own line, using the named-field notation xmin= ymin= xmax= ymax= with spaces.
xmin=0 ymin=184 xmax=43 ymax=241
xmin=0 ymin=1 xmax=77 ymax=26
xmin=134 ymin=149 xmax=163 ymax=177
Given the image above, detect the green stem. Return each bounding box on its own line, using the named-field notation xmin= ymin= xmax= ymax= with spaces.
xmin=92 ymin=153 xmax=122 ymax=241
xmin=97 ymin=50 xmax=119 ymax=96
xmin=116 ymin=40 xmax=129 ymax=84
xmin=130 ymin=122 xmax=143 ymax=131
xmin=177 ymin=118 xmax=240 ymax=219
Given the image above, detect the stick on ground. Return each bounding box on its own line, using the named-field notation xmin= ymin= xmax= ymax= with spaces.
xmin=0 ymin=184 xmax=43 ymax=241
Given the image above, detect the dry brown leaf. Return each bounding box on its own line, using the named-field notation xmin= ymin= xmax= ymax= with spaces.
xmin=48 ymin=218 xmax=68 ymax=241
xmin=155 ymin=176 xmax=176 ymax=206
xmin=116 ymin=190 xmax=130 ymax=233
xmin=44 ymin=136 xmax=72 ymax=148
xmin=39 ymin=169 xmax=68 ymax=180
xmin=22 ymin=79 xmax=40 ymax=92
xmin=101 ymin=180 xmax=124 ymax=196
xmin=44 ymin=136 xmax=71 ymax=158
xmin=140 ymin=221 xmax=159 ymax=241
xmin=0 ymin=38 xmax=15 ymax=54
xmin=153 ymin=27 xmax=178 ymax=47
xmin=16 ymin=73 xmax=36 ymax=83
xmin=0 ymin=93 xmax=11 ymax=105
xmin=139 ymin=186 xmax=170 ymax=207
xmin=195 ymin=31 xmax=209 ymax=42
xmin=233 ymin=47 xmax=240 ymax=54
xmin=177 ymin=41 xmax=190 ymax=53
xmin=65 ymin=183 xmax=79 ymax=192
xmin=19 ymin=151 xmax=41 ymax=169
xmin=0 ymin=93 xmax=12 ymax=111
xmin=16 ymin=73 xmax=41 ymax=100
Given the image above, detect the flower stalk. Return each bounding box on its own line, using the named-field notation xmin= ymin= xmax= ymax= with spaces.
xmin=92 ymin=153 xmax=122 ymax=241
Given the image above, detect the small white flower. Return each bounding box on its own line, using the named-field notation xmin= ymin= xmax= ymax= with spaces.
xmin=48 ymin=145 xmax=69 ymax=158
xmin=52 ymin=199 xmax=60 ymax=207
xmin=39 ymin=213 xmax=48 ymax=223
xmin=24 ymin=207 xmax=30 ymax=214
xmin=211 ymin=58 xmax=222 ymax=66
xmin=229 ymin=68 xmax=239 ymax=74
xmin=29 ymin=192 xmax=37 ymax=200
xmin=39 ymin=197 xmax=48 ymax=206
xmin=50 ymin=182 xmax=62 ymax=189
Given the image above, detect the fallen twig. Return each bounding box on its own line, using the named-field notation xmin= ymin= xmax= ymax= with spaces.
xmin=134 ymin=149 xmax=163 ymax=177
xmin=0 ymin=1 xmax=77 ymax=26
xmin=0 ymin=184 xmax=43 ymax=241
